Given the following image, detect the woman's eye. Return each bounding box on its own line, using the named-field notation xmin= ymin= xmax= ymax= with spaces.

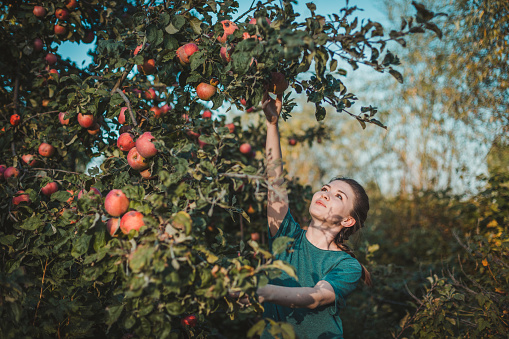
xmin=321 ymin=187 xmax=327 ymax=191
xmin=336 ymin=194 xmax=342 ymax=199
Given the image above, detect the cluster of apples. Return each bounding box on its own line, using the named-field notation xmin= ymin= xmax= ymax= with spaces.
xmin=116 ymin=131 xmax=158 ymax=178
xmin=103 ymin=189 xmax=145 ymax=236
xmin=32 ymin=0 xmax=90 ymax=41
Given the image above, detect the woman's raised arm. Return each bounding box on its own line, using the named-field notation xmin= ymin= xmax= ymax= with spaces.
xmin=262 ymin=92 xmax=289 ymax=237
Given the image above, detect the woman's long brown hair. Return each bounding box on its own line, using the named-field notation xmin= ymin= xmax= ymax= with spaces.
xmin=330 ymin=177 xmax=373 ymax=287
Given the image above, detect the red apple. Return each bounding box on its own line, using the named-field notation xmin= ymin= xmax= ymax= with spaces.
xmin=77 ymin=113 xmax=95 ymax=128
xmin=78 ymin=187 xmax=101 ymax=199
xmin=268 ymin=72 xmax=289 ymax=95
xmin=127 ymin=147 xmax=149 ymax=170
xmin=12 ymin=190 xmax=30 ymax=205
xmin=217 ymin=20 xmax=238 ymax=43
xmin=120 ymin=211 xmax=145 ymax=234
xmin=117 ymin=133 xmax=135 ymax=151
xmin=22 ymin=154 xmax=38 ymax=167
xmin=33 ymin=6 xmax=46 ymax=18
xmin=104 ymin=189 xmax=130 ymax=217
xmin=198 ymin=139 xmax=208 ymax=148
xmin=289 ymin=138 xmax=297 ymax=146
xmin=161 ymin=104 xmax=171 ymax=114
xmin=106 ymin=218 xmax=120 ymax=236
xmin=119 ymin=107 xmax=127 ymax=124
xmin=140 ymin=169 xmax=151 ymax=179
xmin=41 ymin=182 xmax=58 ymax=196
xmin=134 ymin=44 xmax=143 ymax=56
xmin=87 ymin=123 xmax=101 ymax=135
xmin=65 ymin=0 xmax=78 ymax=10
xmin=10 ymin=114 xmax=20 ymax=126
xmin=4 ymin=167 xmax=20 ymax=179
xmin=226 ymin=123 xmax=235 ymax=133
xmin=246 ymin=107 xmax=255 ymax=113
xmin=202 ymin=110 xmax=212 ymax=119
xmin=220 ymin=46 xmax=231 ymax=63
xmin=48 ymin=69 xmax=59 ymax=80
xmin=251 ymin=232 xmax=261 ymax=241
xmin=33 ymin=38 xmax=44 ymax=52
xmin=249 ymin=17 xmax=272 ymax=25
xmin=55 ymin=8 xmax=69 ymax=20
xmin=176 ymin=43 xmax=199 ymax=65
xmin=38 ymin=143 xmax=55 ymax=157
xmin=186 ymin=130 xmax=200 ymax=138
xmin=144 ymin=88 xmax=156 ymax=100
xmin=239 ymin=143 xmax=252 ymax=154
xmin=137 ymin=58 xmax=156 ymax=75
xmin=59 ymin=112 xmax=70 ymax=125
xmin=135 ymin=132 xmax=157 ymax=158
xmin=181 ymin=314 xmax=197 ymax=327
xmin=45 ymin=53 xmax=57 ymax=65
xmin=82 ymin=30 xmax=94 ymax=44
xmin=182 ymin=114 xmax=190 ymax=123
xmin=149 ymin=106 xmax=162 ymax=118
xmin=196 ymin=83 xmax=216 ymax=101
xmin=54 ymin=24 xmax=67 ymax=36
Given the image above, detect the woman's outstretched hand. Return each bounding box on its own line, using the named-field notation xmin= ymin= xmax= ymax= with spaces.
xmin=262 ymin=91 xmax=283 ymax=125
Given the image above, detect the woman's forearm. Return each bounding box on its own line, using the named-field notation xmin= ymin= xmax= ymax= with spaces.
xmin=257 ymin=284 xmax=320 ymax=309
xmin=266 ymin=122 xmax=283 ymax=185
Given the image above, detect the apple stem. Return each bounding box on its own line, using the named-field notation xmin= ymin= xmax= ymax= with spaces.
xmin=116 ymin=88 xmax=138 ymax=127
xmin=33 ymin=258 xmax=49 ymax=325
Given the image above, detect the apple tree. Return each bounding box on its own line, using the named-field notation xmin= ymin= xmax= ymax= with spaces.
xmin=0 ymin=1 xmax=442 ymax=337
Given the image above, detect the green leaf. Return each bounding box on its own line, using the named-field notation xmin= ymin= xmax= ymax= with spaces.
xmin=105 ymin=304 xmax=124 ymax=326
xmin=188 ymin=17 xmax=202 ymax=34
xmin=20 ymin=215 xmax=44 ymax=230
xmin=71 ymin=234 xmax=92 ymax=258
xmin=247 ymin=319 xmax=266 ymax=337
xmin=389 ymin=69 xmax=404 ymax=83
xmin=272 ymin=236 xmax=294 ymax=255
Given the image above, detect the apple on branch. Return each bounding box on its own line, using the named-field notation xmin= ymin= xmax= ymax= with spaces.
xmin=12 ymin=190 xmax=30 ymax=206
xmin=127 ymin=147 xmax=149 ymax=170
xmin=59 ymin=112 xmax=70 ymax=125
xmin=41 ymin=182 xmax=58 ymax=196
xmin=120 ymin=211 xmax=145 ymax=234
xmin=4 ymin=167 xmax=20 ymax=179
xmin=217 ymin=20 xmax=238 ymax=43
xmin=176 ymin=43 xmax=199 ymax=65
xmin=78 ymin=113 xmax=95 ymax=128
xmin=117 ymin=133 xmax=135 ymax=151
xmin=38 ymin=143 xmax=55 ymax=157
xmin=104 ymin=189 xmax=130 ymax=217
xmin=78 ymin=187 xmax=101 ymax=199
xmin=33 ymin=6 xmax=46 ymax=18
xmin=196 ymin=82 xmax=217 ymax=101
xmin=136 ymin=132 xmax=158 ymax=158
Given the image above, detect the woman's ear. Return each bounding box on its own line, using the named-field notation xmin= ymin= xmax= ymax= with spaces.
xmin=341 ymin=216 xmax=356 ymax=228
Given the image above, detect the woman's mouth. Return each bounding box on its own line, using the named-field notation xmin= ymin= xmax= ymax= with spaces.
xmin=316 ymin=200 xmax=326 ymax=207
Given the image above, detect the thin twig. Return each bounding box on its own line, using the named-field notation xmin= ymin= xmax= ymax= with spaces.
xmin=110 ymin=65 xmax=134 ymax=95
xmin=33 ymin=259 xmax=49 ymax=325
xmin=30 ymin=168 xmax=82 ymax=175
xmin=116 ymin=88 xmax=138 ymax=127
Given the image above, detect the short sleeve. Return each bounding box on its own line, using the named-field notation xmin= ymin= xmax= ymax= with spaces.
xmin=268 ymin=209 xmax=302 ymax=250
xmin=323 ymin=256 xmax=362 ymax=315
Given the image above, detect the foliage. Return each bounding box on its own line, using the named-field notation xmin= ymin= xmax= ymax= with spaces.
xmin=0 ymin=0 xmax=442 ymax=338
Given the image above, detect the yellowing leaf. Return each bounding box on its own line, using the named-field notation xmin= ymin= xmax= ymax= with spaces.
xmin=482 ymin=258 xmax=488 ymax=266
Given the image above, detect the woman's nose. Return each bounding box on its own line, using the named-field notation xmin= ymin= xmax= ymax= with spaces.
xmin=321 ymin=193 xmax=329 ymax=201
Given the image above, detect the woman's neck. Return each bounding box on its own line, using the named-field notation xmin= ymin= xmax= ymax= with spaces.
xmin=306 ymin=221 xmax=343 ymax=251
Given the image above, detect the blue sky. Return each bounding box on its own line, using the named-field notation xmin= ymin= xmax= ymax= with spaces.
xmin=57 ymin=0 xmax=388 ymax=66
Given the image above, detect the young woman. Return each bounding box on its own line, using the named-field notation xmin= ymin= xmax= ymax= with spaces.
xmin=257 ymin=91 xmax=372 ymax=339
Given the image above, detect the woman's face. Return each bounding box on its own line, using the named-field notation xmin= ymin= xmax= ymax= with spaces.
xmin=309 ymin=180 xmax=356 ymax=227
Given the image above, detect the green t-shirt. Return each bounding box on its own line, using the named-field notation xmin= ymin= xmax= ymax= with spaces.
xmin=262 ymin=209 xmax=362 ymax=339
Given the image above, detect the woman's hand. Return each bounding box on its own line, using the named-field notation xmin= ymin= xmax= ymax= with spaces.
xmin=262 ymin=91 xmax=283 ymax=125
